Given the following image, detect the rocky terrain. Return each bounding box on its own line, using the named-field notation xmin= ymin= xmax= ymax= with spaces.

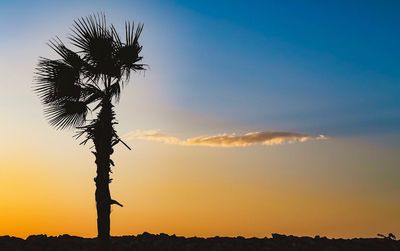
xmin=0 ymin=232 xmax=399 ymax=251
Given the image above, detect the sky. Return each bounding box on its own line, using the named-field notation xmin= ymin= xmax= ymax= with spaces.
xmin=0 ymin=0 xmax=399 ymax=238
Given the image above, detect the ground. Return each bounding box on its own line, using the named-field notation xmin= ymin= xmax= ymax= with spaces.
xmin=1 ymin=233 xmax=399 ymax=251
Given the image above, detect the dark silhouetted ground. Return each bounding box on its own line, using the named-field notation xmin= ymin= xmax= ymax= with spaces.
xmin=1 ymin=233 xmax=399 ymax=251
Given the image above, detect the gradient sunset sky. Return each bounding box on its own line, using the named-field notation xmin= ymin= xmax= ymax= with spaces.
xmin=0 ymin=0 xmax=399 ymax=238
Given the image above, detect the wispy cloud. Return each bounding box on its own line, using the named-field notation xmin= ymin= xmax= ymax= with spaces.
xmin=125 ymin=130 xmax=327 ymax=147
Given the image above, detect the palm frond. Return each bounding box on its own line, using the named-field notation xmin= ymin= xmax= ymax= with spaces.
xmin=81 ymin=84 xmax=104 ymax=104
xmin=110 ymin=24 xmax=122 ymax=48
xmin=108 ymin=81 xmax=121 ymax=102
xmin=115 ymin=22 xmax=146 ymax=81
xmin=69 ymin=13 xmax=120 ymax=78
xmin=45 ymin=100 xmax=88 ymax=129
xmin=35 ymin=58 xmax=81 ymax=104
xmin=48 ymin=38 xmax=85 ymax=70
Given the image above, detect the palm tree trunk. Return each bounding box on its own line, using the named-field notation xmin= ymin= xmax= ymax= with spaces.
xmin=93 ymin=98 xmax=114 ymax=251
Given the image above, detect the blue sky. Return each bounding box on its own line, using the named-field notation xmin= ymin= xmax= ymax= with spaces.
xmin=1 ymin=0 xmax=399 ymax=141
xmin=164 ymin=1 xmax=400 ymax=140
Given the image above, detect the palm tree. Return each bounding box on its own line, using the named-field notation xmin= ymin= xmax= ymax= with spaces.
xmin=34 ymin=14 xmax=145 ymax=250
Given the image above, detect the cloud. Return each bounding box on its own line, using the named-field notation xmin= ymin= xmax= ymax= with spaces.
xmin=124 ymin=130 xmax=327 ymax=147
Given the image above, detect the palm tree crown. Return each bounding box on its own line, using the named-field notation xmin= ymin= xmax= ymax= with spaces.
xmin=35 ymin=14 xmax=145 ymax=131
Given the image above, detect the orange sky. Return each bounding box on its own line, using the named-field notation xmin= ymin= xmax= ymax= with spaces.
xmin=1 ymin=137 xmax=399 ymax=238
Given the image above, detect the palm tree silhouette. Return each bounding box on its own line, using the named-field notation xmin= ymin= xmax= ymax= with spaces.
xmin=34 ymin=14 xmax=145 ymax=250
